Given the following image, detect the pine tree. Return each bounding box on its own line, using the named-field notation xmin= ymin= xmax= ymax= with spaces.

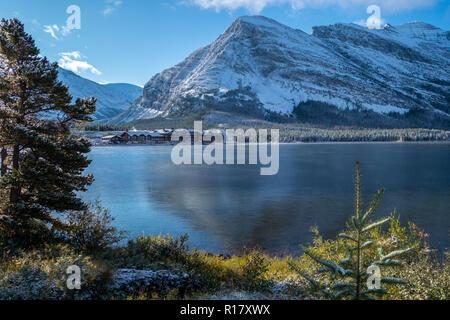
xmin=290 ymin=161 xmax=414 ymax=300
xmin=0 ymin=18 xmax=96 ymax=245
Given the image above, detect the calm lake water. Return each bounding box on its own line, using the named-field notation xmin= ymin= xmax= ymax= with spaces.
xmin=84 ymin=143 xmax=450 ymax=255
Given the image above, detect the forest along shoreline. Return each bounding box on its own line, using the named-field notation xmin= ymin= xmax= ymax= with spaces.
xmin=78 ymin=127 xmax=450 ymax=146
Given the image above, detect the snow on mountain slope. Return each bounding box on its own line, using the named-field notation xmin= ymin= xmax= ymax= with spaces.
xmin=57 ymin=68 xmax=142 ymax=120
xmin=380 ymin=22 xmax=449 ymax=50
xmin=111 ymin=16 xmax=449 ymax=126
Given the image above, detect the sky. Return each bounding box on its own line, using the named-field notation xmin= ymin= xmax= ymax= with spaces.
xmin=1 ymin=0 xmax=449 ymax=87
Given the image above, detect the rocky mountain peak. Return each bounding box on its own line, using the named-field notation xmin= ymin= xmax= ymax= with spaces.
xmin=108 ymin=16 xmax=449 ymax=128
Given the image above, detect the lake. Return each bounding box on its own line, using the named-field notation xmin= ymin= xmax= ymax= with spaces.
xmin=84 ymin=143 xmax=450 ymax=255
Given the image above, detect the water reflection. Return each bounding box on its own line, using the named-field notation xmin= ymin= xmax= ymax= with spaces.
xmin=85 ymin=144 xmax=450 ymax=255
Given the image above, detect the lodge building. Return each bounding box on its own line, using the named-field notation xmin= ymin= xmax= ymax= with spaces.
xmin=100 ymin=130 xmax=171 ymax=144
xmin=120 ymin=131 xmax=167 ymax=143
xmin=99 ymin=128 xmax=230 ymax=145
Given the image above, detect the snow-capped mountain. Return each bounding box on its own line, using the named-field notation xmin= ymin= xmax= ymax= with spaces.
xmin=57 ymin=68 xmax=142 ymax=120
xmin=110 ymin=16 xmax=449 ymax=126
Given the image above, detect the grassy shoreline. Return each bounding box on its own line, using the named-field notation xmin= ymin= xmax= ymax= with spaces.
xmin=1 ymin=216 xmax=448 ymax=300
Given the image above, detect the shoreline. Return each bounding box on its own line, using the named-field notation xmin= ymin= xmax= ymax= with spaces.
xmin=90 ymin=140 xmax=450 ymax=147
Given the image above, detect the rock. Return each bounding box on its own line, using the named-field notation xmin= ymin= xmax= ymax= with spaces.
xmin=110 ymin=268 xmax=193 ymax=297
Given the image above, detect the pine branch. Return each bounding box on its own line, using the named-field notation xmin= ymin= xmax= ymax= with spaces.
xmin=380 ymin=277 xmax=407 ymax=285
xmin=331 ymin=282 xmax=356 ymax=290
xmin=361 ymin=241 xmax=374 ymax=249
xmin=373 ymin=259 xmax=403 ymax=267
xmin=362 ymin=217 xmax=391 ymax=233
xmin=361 ymin=188 xmax=385 ymax=225
xmin=380 ymin=247 xmax=415 ymax=261
xmin=338 ymin=233 xmax=357 ymax=242
xmin=304 ymin=250 xmax=351 ymax=276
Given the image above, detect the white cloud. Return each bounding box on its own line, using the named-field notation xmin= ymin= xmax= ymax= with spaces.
xmin=103 ymin=0 xmax=123 ymax=15
xmin=44 ymin=25 xmax=60 ymax=40
xmin=60 ymin=51 xmax=82 ymax=59
xmin=58 ymin=52 xmax=102 ymax=76
xmin=190 ymin=0 xmax=439 ymax=13
xmin=61 ymin=25 xmax=72 ymax=36
xmin=44 ymin=24 xmax=73 ymax=40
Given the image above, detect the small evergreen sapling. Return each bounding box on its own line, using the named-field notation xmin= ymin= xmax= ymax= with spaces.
xmin=291 ymin=161 xmax=414 ymax=300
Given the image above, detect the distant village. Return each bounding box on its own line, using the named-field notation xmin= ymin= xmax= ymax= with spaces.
xmin=85 ymin=128 xmax=229 ymax=146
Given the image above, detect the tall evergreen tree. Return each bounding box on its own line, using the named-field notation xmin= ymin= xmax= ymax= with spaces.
xmin=0 ymin=18 xmax=96 ymax=244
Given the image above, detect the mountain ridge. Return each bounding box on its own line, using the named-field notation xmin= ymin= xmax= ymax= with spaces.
xmin=107 ymin=16 xmax=450 ymax=128
xmin=57 ymin=68 xmax=142 ymax=121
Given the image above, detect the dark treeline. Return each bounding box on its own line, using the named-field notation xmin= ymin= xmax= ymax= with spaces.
xmin=82 ymin=123 xmax=130 ymax=132
xmin=278 ymin=127 xmax=450 ymax=143
xmin=291 ymin=100 xmax=450 ymax=130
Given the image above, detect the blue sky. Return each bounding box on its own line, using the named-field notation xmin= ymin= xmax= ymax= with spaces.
xmin=2 ymin=0 xmax=449 ymax=86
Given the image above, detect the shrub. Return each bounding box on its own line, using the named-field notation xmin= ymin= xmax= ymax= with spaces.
xmin=0 ymin=218 xmax=62 ymax=252
xmin=182 ymin=249 xmax=272 ymax=293
xmin=240 ymin=250 xmax=271 ymax=292
xmin=63 ymin=201 xmax=126 ymax=252
xmin=182 ymin=250 xmax=241 ymax=292
xmin=385 ymin=224 xmax=449 ymax=300
xmin=0 ymin=245 xmax=113 ymax=300
xmin=104 ymin=234 xmax=190 ymax=270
